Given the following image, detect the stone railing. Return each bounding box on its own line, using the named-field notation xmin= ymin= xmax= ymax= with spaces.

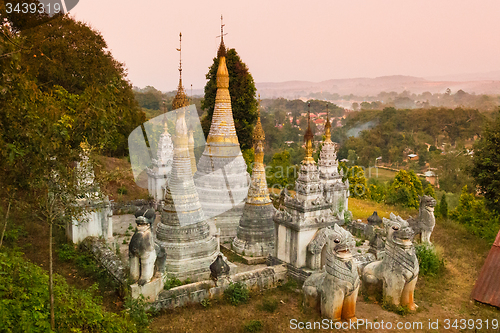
xmin=80 ymin=237 xmax=128 ymax=290
xmin=149 ymin=264 xmax=287 ymax=311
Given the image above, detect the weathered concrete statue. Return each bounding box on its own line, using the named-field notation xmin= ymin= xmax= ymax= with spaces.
xmin=408 ymin=195 xmax=437 ymax=244
xmin=303 ymin=225 xmax=359 ymax=322
xmin=362 ymin=213 xmax=419 ymax=311
xmin=129 ymin=208 xmax=157 ymax=286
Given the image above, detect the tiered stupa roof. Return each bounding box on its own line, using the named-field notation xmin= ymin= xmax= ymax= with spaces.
xmin=194 ymin=23 xmax=249 ymax=239
xmin=155 ymin=34 xmax=217 ymax=281
xmin=232 ymin=97 xmax=275 ymax=256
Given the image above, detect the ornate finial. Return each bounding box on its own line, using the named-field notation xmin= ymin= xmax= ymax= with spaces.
xmin=172 ymin=32 xmax=189 ymax=110
xmin=163 ymin=101 xmax=168 ymax=132
xmin=303 ymin=102 xmax=314 ymax=163
xmin=217 ymin=15 xmax=227 ymax=58
xmin=177 ymin=32 xmax=182 ymax=79
xmin=253 ymin=94 xmax=265 ymax=143
xmin=324 ymin=104 xmax=331 ymax=142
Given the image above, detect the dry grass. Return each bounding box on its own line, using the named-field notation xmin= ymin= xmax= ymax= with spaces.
xmin=349 ymin=197 xmax=418 ymax=220
xmin=93 ymin=155 xmax=149 ymax=202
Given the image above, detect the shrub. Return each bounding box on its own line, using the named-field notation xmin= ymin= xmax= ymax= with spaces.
xmin=124 ymin=294 xmax=153 ymax=332
xmin=450 ymin=186 xmax=500 ymax=244
xmin=439 ymin=193 xmax=448 ymax=218
xmin=56 ymin=243 xmax=78 ymax=262
xmin=415 ymin=244 xmax=444 ymax=276
xmin=278 ymin=279 xmax=298 ymax=292
xmin=118 ymin=186 xmax=128 ymax=195
xmin=200 ymin=298 xmax=211 ymax=308
xmin=259 ymin=298 xmax=279 ymax=313
xmin=164 ymin=276 xmax=183 ymax=290
xmin=224 ymin=282 xmax=249 ymax=305
xmin=243 ymin=320 xmax=263 ymax=332
xmin=0 ymin=250 xmax=139 ymax=332
xmin=386 ymin=170 xmax=423 ymax=208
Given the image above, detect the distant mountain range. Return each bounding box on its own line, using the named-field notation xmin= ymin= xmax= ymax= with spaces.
xmin=255 ymin=72 xmax=500 ymax=99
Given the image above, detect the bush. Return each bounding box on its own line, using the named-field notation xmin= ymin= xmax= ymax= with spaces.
xmin=164 ymin=277 xmax=183 ymax=290
xmin=259 ymin=298 xmax=279 ymax=313
xmin=0 ymin=250 xmax=139 ymax=333
xmin=224 ymin=282 xmax=249 ymax=305
xmin=278 ymin=279 xmax=298 ymax=292
xmin=415 ymin=244 xmax=444 ymax=276
xmin=386 ymin=170 xmax=423 ymax=208
xmin=124 ymin=294 xmax=153 ymax=332
xmin=118 ymin=186 xmax=128 ymax=195
xmin=450 ymin=186 xmax=500 ymax=244
xmin=243 ymin=320 xmax=263 ymax=332
xmin=56 ymin=243 xmax=78 ymax=262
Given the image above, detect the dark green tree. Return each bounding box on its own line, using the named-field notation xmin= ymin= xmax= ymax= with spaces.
xmin=471 ymin=110 xmax=500 ymax=213
xmin=201 ymin=48 xmax=258 ymax=150
xmin=439 ymin=193 xmax=448 ymax=218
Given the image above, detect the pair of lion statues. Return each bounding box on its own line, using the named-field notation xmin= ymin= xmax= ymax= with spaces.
xmin=303 ymin=213 xmax=420 ymax=322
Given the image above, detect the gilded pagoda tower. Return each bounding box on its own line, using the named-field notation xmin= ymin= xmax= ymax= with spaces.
xmin=155 ymin=34 xmax=218 ymax=282
xmin=274 ymin=106 xmax=339 ymax=269
xmin=318 ymin=107 xmax=349 ymax=219
xmin=232 ymin=98 xmax=275 ymax=257
xmin=194 ymin=29 xmax=249 ymax=240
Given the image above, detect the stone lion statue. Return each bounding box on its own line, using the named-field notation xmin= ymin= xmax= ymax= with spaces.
xmin=303 ymin=224 xmax=359 ymax=322
xmin=362 ymin=213 xmax=419 ymax=311
xmin=408 ymin=195 xmax=437 ymax=244
xmin=129 ymin=208 xmax=157 ymax=286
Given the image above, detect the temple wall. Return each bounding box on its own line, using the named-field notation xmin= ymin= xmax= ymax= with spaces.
xmin=66 ymin=200 xmax=113 ymax=244
xmin=149 ymin=264 xmax=287 ymax=311
xmin=80 ymin=237 xmax=128 ymax=288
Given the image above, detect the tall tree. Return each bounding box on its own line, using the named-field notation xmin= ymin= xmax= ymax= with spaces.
xmin=471 ymin=110 xmax=500 ymax=213
xmin=201 ymin=48 xmax=258 ymax=150
xmin=3 ymin=14 xmax=145 ymax=156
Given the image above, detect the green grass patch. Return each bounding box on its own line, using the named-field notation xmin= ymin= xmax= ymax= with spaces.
xmin=243 ymin=320 xmax=263 ymax=332
xmin=224 ymin=282 xmax=249 ymax=306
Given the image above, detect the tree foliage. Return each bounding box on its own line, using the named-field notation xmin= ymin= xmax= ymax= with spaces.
xmin=387 ymin=170 xmax=423 ymax=208
xmin=450 ymin=186 xmax=499 ymax=243
xmin=0 ymin=250 xmax=139 ymax=332
xmin=201 ymin=48 xmax=258 ymax=150
xmin=471 ymin=110 xmax=500 ymax=213
xmin=346 ymin=166 xmax=369 ymax=199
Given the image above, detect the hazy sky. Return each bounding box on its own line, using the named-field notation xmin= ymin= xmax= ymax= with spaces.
xmin=71 ymin=0 xmax=500 ymax=92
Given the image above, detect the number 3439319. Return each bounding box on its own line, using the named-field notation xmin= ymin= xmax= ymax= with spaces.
xmin=6 ymin=2 xmax=63 ymax=15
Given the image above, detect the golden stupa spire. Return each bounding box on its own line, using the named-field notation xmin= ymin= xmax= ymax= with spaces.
xmin=205 ymin=19 xmax=238 ymax=145
xmin=172 ymin=32 xmax=189 ymax=110
xmin=253 ymin=95 xmax=265 ymax=163
xmin=303 ymin=103 xmax=315 ymax=164
xmin=324 ymin=104 xmax=332 ymax=142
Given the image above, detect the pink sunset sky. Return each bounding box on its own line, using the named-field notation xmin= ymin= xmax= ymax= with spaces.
xmin=71 ymin=0 xmax=500 ymax=92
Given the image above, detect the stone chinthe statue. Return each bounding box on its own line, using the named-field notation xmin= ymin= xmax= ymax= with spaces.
xmin=408 ymin=195 xmax=437 ymax=244
xmin=362 ymin=213 xmax=419 ymax=311
xmin=129 ymin=208 xmax=157 ymax=286
xmin=303 ymin=225 xmax=359 ymax=322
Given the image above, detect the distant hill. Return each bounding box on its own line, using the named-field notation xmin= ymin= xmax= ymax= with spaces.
xmin=256 ymin=75 xmax=500 ymax=99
